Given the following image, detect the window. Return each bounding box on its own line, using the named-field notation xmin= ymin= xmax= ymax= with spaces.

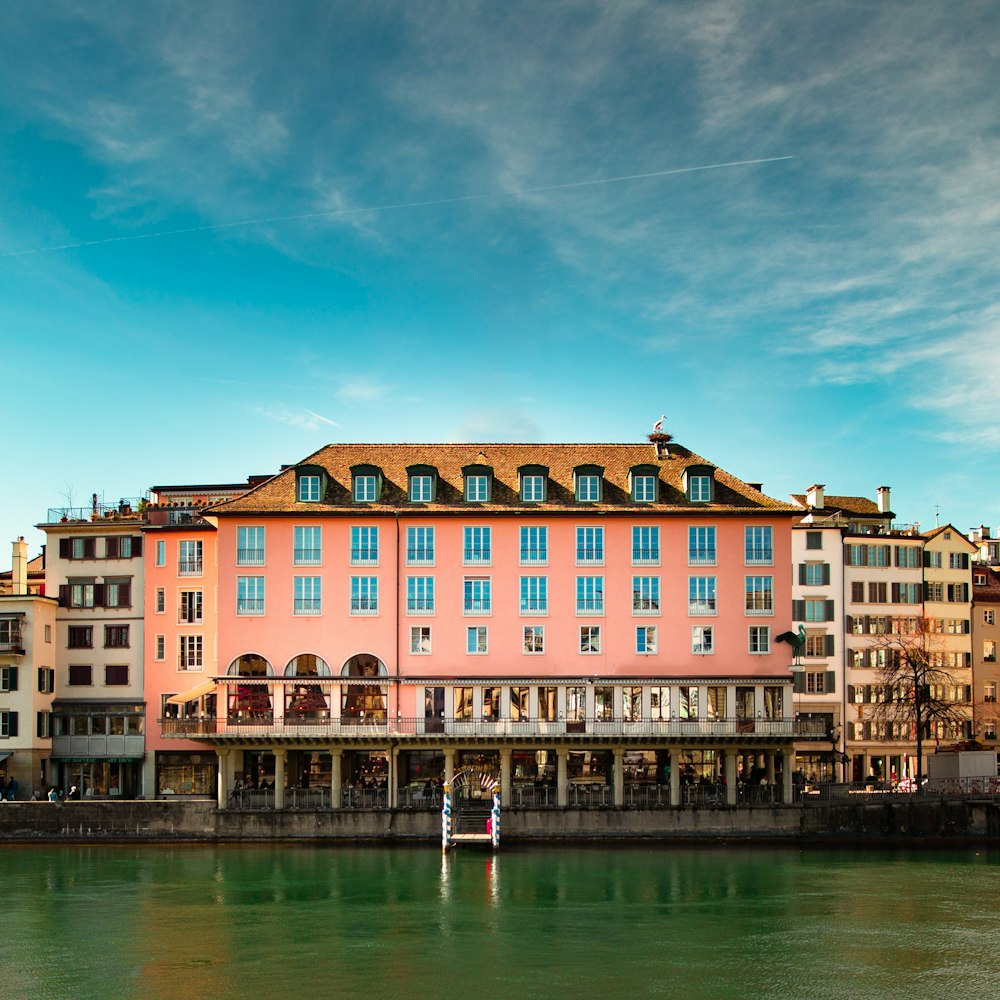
xmin=463 ymin=577 xmax=491 ymax=615
xmin=687 ymin=475 xmax=712 ymax=502
xmin=179 ymin=636 xmax=203 ymax=670
xmin=802 ymin=563 xmax=829 ymax=586
xmin=692 ymin=626 xmax=714 ymax=654
xmin=520 ymin=576 xmax=548 ymax=614
xmin=632 ymin=526 xmax=660 ymax=564
xmin=463 ymin=526 xmax=491 ymax=564
xmin=520 ymin=526 xmax=547 ymax=564
xmin=985 ymin=682 xmax=997 ymax=703
xmin=678 ymin=686 xmax=698 ymax=720
xmin=650 ymin=686 xmax=670 ymax=721
xmin=155 ymin=636 xmax=165 ymax=661
xmin=407 ymin=526 xmax=435 ymax=564
xmin=689 ymin=576 xmax=717 ymax=615
xmin=408 ymin=474 xmax=434 ymax=503
xmin=749 ymin=625 xmax=770 ymax=653
xmin=949 ymin=552 xmax=970 ymax=570
xmin=237 ymin=576 xmax=265 ymax=615
xmin=353 ymin=474 xmax=378 ymax=502
xmin=68 ymin=664 xmax=92 ymax=686
xmin=925 ymin=582 xmax=944 ymax=603
xmin=0 ymin=711 xmax=17 ymax=738
xmin=538 ymin=686 xmax=557 ymax=721
xmin=155 ymin=539 xmax=166 ymax=566
xmin=924 ymin=550 xmax=943 ymax=569
xmin=104 ymin=625 xmax=129 ymax=648
xmin=523 ymin=625 xmax=545 ymax=654
xmin=350 ymin=576 xmax=378 ymax=615
xmin=595 ymin=686 xmax=614 ymax=721
xmin=745 ymin=526 xmax=773 ymax=565
xmin=846 ymin=544 xmax=890 ymax=567
xmin=806 ymin=672 xmax=827 ymax=694
xmin=105 ymin=664 xmax=129 ymax=686
xmin=0 ymin=667 xmax=17 ymax=692
xmin=297 ymin=475 xmax=321 ymax=502
xmin=294 ymin=576 xmax=322 ymax=615
xmin=580 ymin=625 xmax=601 ymax=653
xmin=689 ymin=526 xmax=716 ymax=565
xmin=632 ymin=576 xmax=660 ymax=614
xmin=68 ymin=580 xmax=95 ymax=608
xmin=155 ymin=588 xmax=165 ymax=614
xmin=984 ymin=641 xmax=997 ymax=664
xmin=804 ymin=598 xmax=829 ymax=622
xmin=37 ymin=668 xmax=55 ymax=694
xmin=36 ymin=711 xmax=51 ymax=738
xmin=68 ymin=625 xmax=93 ymax=649
xmin=632 ymin=474 xmax=657 ymax=502
xmin=520 ymin=474 xmax=546 ymax=502
xmin=466 ymin=626 xmax=488 ymax=654
xmin=351 ymin=526 xmax=379 ymax=565
xmin=745 ymin=576 xmax=773 ymax=615
xmin=67 ymin=536 xmax=95 ymax=560
xmin=407 ymin=576 xmax=435 ymax=614
xmin=410 ymin=626 xmax=431 ymax=654
xmin=623 ymin=686 xmax=642 ymax=721
xmin=103 ymin=578 xmax=131 ymax=608
xmin=178 ymin=540 xmax=203 ymax=576
xmin=894 ymin=546 xmax=920 ymax=568
xmin=237 ymin=526 xmax=265 ymax=566
xmin=576 ymin=576 xmax=604 ymax=614
xmin=804 ymin=632 xmax=829 ymax=657
xmin=987 ymin=610 xmax=996 ymax=625
xmin=44 ymin=624 xmax=51 ymax=643
xmin=576 ymin=526 xmax=604 ymax=565
xmin=891 ymin=582 xmax=921 ymax=604
xmin=976 ymin=572 xmax=988 ymax=585
xmin=465 ymin=475 xmax=490 ymax=502
xmin=636 ymin=625 xmax=657 ymax=654
xmin=805 ymin=531 xmax=822 ymax=550
xmin=510 ymin=686 xmax=529 ymax=721
xmin=179 ymin=590 xmax=203 ymax=624
xmin=575 ymin=474 xmax=601 ymax=503
xmin=294 ymin=526 xmax=322 ymax=565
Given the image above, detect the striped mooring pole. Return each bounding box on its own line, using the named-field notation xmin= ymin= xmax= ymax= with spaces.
xmin=442 ymin=782 xmax=452 ymax=850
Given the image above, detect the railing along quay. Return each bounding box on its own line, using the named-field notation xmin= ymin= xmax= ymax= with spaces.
xmin=162 ymin=716 xmax=829 ymax=740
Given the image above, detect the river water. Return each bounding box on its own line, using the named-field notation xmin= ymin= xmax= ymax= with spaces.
xmin=2 ymin=844 xmax=997 ymax=1000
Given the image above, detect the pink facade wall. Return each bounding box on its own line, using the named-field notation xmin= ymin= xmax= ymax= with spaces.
xmin=213 ymin=512 xmax=795 ymax=717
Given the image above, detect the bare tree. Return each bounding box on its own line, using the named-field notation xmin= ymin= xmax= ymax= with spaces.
xmin=865 ymin=618 xmax=971 ymax=790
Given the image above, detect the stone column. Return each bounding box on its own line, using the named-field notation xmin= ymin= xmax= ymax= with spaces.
xmin=331 ymin=749 xmax=342 ymax=809
xmin=443 ymin=748 xmax=456 ymax=786
xmin=782 ymin=751 xmax=793 ymax=804
xmin=273 ymin=749 xmax=286 ymax=810
xmin=725 ymin=750 xmax=738 ymax=806
xmin=766 ymin=752 xmax=776 ymax=785
xmin=670 ymin=750 xmax=681 ymax=807
xmin=612 ymin=748 xmax=624 ymax=807
xmin=500 ymin=748 xmax=512 ymax=806
xmin=390 ymin=746 xmax=400 ymax=809
xmin=216 ymin=749 xmax=229 ymax=810
xmin=556 ymin=748 xmax=569 ymax=807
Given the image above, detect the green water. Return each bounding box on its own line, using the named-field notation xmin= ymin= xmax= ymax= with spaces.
xmin=2 ymin=844 xmax=997 ymax=1000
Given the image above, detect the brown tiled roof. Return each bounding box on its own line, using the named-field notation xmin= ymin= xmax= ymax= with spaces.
xmin=922 ymin=523 xmax=978 ymax=548
xmin=207 ymin=442 xmax=798 ymax=516
xmin=973 ymin=566 xmax=1000 ymax=604
xmin=789 ymin=493 xmax=885 ymax=516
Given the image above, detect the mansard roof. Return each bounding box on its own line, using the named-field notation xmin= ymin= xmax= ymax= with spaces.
xmin=207 ymin=442 xmax=797 ymax=516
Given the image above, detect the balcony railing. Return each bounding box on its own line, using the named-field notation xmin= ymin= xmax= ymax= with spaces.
xmin=632 ymin=548 xmax=660 ymax=564
xmin=463 ymin=548 xmax=491 ymax=564
xmin=576 ymin=599 xmax=604 ymax=614
xmin=406 ymin=548 xmax=434 ymax=563
xmin=294 ymin=549 xmax=322 ymax=565
xmin=519 ymin=548 xmax=547 ymax=563
xmin=236 ymin=548 xmax=265 ymax=566
xmin=688 ymin=549 xmax=716 ymax=565
xmin=161 ymin=715 xmax=828 ymax=740
xmin=350 ymin=548 xmax=378 ymax=565
xmin=745 ymin=548 xmax=773 ymax=565
xmin=236 ymin=599 xmax=264 ymax=615
xmin=350 ymin=598 xmax=378 ymax=615
xmin=576 ymin=548 xmax=604 ymax=564
xmin=178 ymin=560 xmax=203 ymax=576
xmin=463 ymin=599 xmax=491 ymax=615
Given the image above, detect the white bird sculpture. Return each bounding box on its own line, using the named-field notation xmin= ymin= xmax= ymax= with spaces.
xmin=652 ymin=414 xmax=666 ymax=432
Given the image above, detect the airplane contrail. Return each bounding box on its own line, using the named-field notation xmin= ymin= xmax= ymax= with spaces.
xmin=1 ymin=155 xmax=793 ymax=258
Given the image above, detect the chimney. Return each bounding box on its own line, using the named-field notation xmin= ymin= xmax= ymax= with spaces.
xmin=876 ymin=486 xmax=891 ymax=514
xmin=805 ymin=484 xmax=825 ymax=509
xmin=11 ymin=536 xmax=28 ymax=597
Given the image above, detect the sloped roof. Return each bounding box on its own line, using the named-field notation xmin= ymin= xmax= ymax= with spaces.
xmin=922 ymin=523 xmax=979 ymax=548
xmin=207 ymin=442 xmax=798 ymax=516
xmin=789 ymin=493 xmax=885 ymax=516
xmin=973 ymin=565 xmax=1000 ymax=604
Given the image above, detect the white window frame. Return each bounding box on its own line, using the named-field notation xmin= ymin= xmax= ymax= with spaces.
xmin=636 ymin=625 xmax=658 ymax=654
xmin=294 ymin=526 xmax=322 ymax=566
xmin=575 ymin=474 xmax=601 ymax=503
xmin=155 ymin=539 xmax=165 ymax=567
xmin=745 ymin=526 xmax=773 ymax=566
xmin=688 ymin=576 xmax=717 ymax=616
xmin=237 ymin=526 xmax=265 ymax=566
xmin=519 ymin=526 xmax=547 ymax=565
xmin=406 ymin=526 xmax=435 ymax=566
xmin=179 ymin=635 xmax=204 ymax=671
xmin=576 ymin=576 xmax=604 ymax=615
xmin=579 ymin=625 xmax=602 ymax=654
xmin=523 ymin=625 xmax=545 ymax=654
xmin=463 ymin=577 xmax=492 ymax=616
xmin=465 ymin=475 xmax=490 ymax=502
xmin=688 ymin=526 xmax=716 ymax=566
xmin=351 ymin=526 xmax=379 ymax=566
xmin=632 ymin=576 xmax=660 ymax=615
xmin=632 ymin=474 xmax=656 ymax=503
xmin=576 ymin=526 xmax=604 ymax=566
xmin=237 ymin=576 xmax=265 ymax=616
xmin=745 ymin=576 xmax=774 ymax=616
xmin=178 ymin=540 xmax=203 ymax=577
xmin=407 ymin=576 xmax=435 ymax=615
xmin=350 ymin=576 xmax=379 ymax=615
xmin=298 ymin=475 xmax=321 ymax=502
xmin=466 ymin=625 xmax=488 ymax=654
xmin=520 ymin=474 xmax=546 ymax=502
xmin=519 ymin=576 xmax=548 ymax=615
xmin=692 ymin=625 xmax=714 ymax=655
xmin=632 ymin=526 xmax=660 ymax=565
xmin=409 ymin=475 xmax=434 ymax=503
xmin=294 ymin=576 xmax=322 ymax=616
xmin=353 ymin=475 xmax=378 ymax=502
xmin=409 ymin=626 xmax=432 ymax=654
xmin=748 ymin=625 xmax=770 ymax=654
xmin=688 ymin=475 xmax=712 ymax=502
xmin=463 ymin=526 xmax=492 ymax=566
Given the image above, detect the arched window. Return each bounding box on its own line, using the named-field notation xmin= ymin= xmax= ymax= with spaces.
xmin=226 ymin=654 xmax=273 ymax=719
xmin=284 ymin=654 xmax=331 ymax=720
xmin=340 ymin=653 xmax=387 ymax=722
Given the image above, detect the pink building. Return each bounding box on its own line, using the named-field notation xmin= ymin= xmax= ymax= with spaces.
xmin=164 ymin=437 xmax=825 ymax=808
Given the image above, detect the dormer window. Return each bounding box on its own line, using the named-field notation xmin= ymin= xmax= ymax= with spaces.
xmin=629 ymin=466 xmax=659 ymax=503
xmin=407 ymin=465 xmax=438 ymax=503
xmin=295 ymin=467 xmax=326 ymax=503
xmin=463 ymin=464 xmax=493 ymax=503
xmin=574 ymin=466 xmax=604 ymax=503
xmin=519 ymin=465 xmax=548 ymax=503
xmin=684 ymin=465 xmax=716 ymax=503
xmin=351 ymin=465 xmax=383 ymax=503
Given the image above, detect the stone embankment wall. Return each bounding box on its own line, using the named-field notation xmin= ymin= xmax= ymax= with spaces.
xmin=0 ymin=800 xmax=996 ymax=842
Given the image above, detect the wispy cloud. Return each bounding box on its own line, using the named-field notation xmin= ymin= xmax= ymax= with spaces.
xmin=250 ymin=404 xmax=339 ymax=431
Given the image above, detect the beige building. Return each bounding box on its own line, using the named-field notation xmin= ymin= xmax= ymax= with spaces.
xmin=971 ymin=561 xmax=1000 ymax=745
xmin=0 ymin=538 xmax=58 ymax=794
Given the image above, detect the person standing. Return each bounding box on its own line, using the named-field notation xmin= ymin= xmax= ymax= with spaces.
xmin=47 ymin=787 xmax=59 ymax=802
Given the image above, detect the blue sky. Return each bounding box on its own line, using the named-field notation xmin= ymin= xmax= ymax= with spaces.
xmin=2 ymin=1 xmax=998 ymax=560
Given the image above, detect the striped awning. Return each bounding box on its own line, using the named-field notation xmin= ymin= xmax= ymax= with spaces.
xmin=167 ymin=680 xmax=218 ymax=705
